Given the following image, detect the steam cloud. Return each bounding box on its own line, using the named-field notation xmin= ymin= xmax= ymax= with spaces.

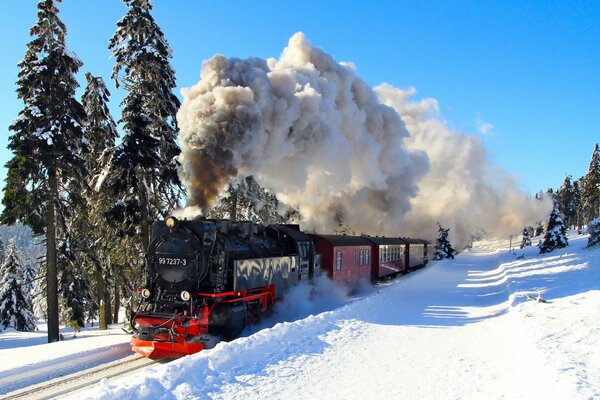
xmin=375 ymin=85 xmax=551 ymax=247
xmin=177 ymin=32 xmax=427 ymax=235
xmin=177 ymin=32 xmax=551 ymax=247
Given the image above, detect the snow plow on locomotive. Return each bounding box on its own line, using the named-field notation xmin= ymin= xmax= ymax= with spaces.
xmin=129 ymin=216 xmax=429 ymax=358
xmin=130 ymin=216 xmax=318 ymax=358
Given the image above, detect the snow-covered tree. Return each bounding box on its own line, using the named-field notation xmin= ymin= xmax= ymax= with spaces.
xmin=0 ymin=239 xmax=37 ymax=332
xmin=434 ymin=223 xmax=456 ymax=260
xmin=572 ymin=178 xmax=583 ymax=229
xmin=0 ymin=239 xmax=5 ymax=266
xmin=1 ymin=0 xmax=87 ymax=343
xmin=209 ymin=176 xmax=299 ymax=224
xmin=81 ymin=72 xmax=119 ymax=330
xmin=520 ymin=227 xmax=532 ymax=249
xmin=105 ymin=0 xmax=184 ymax=251
xmin=539 ymin=203 xmax=569 ymax=254
xmin=587 ymin=218 xmax=600 ymax=248
xmin=581 ymin=143 xmax=600 ymax=223
xmin=558 ymin=175 xmax=577 ymax=228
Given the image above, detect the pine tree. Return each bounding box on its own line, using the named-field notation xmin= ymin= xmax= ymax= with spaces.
xmin=209 ymin=176 xmax=299 ymax=224
xmin=558 ymin=175 xmax=577 ymax=228
xmin=520 ymin=227 xmax=532 ymax=248
xmin=81 ymin=73 xmax=119 ymax=330
xmin=581 ymin=143 xmax=600 ymax=223
xmin=106 ymin=0 xmax=183 ymax=251
xmin=434 ymin=223 xmax=456 ymax=260
xmin=573 ymin=178 xmax=583 ymax=229
xmin=587 ymin=218 xmax=600 ymax=248
xmin=0 ymin=239 xmax=37 ymax=332
xmin=0 ymin=238 xmax=5 ymax=266
xmin=539 ymin=203 xmax=569 ymax=254
xmin=1 ymin=0 xmax=87 ymax=343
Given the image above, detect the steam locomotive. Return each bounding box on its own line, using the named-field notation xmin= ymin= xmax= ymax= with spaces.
xmin=130 ymin=216 xmax=428 ymax=358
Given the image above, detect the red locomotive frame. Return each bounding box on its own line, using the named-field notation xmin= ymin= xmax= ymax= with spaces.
xmin=131 ymin=285 xmax=276 ymax=358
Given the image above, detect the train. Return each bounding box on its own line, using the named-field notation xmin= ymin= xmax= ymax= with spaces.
xmin=130 ymin=216 xmax=430 ymax=358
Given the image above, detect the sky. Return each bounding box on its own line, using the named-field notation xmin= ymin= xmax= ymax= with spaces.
xmin=0 ymin=0 xmax=598 ymax=197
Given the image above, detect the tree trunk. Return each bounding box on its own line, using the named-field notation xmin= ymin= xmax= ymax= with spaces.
xmin=95 ymin=265 xmax=107 ymax=330
xmin=103 ymin=286 xmax=113 ymax=325
xmin=113 ymin=285 xmax=120 ymax=324
xmin=46 ymin=169 xmax=59 ymax=343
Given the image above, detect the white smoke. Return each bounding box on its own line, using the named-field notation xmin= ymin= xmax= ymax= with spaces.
xmin=176 ymin=32 xmax=551 ymax=248
xmin=375 ymin=84 xmax=551 ymax=247
xmin=177 ymin=32 xmax=428 ymax=235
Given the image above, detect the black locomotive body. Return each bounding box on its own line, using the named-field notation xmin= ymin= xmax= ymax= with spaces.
xmin=130 ymin=216 xmax=317 ymax=358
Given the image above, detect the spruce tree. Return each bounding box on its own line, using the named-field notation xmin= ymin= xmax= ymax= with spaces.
xmin=539 ymin=203 xmax=569 ymax=254
xmin=0 ymin=239 xmax=37 ymax=332
xmin=209 ymin=176 xmax=299 ymax=224
xmin=520 ymin=227 xmax=532 ymax=249
xmin=587 ymin=218 xmax=600 ymax=248
xmin=581 ymin=143 xmax=600 ymax=223
xmin=0 ymin=238 xmax=5 ymax=266
xmin=1 ymin=0 xmax=87 ymax=343
xmin=573 ymin=179 xmax=583 ymax=229
xmin=434 ymin=223 xmax=456 ymax=260
xmin=106 ymin=0 xmax=183 ymax=251
xmin=558 ymin=175 xmax=577 ymax=228
xmin=81 ymin=73 xmax=119 ymax=330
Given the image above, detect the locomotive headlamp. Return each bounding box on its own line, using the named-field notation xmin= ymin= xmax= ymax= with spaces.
xmin=166 ymin=216 xmax=178 ymax=228
xmin=180 ymin=291 xmax=191 ymax=301
xmin=141 ymin=288 xmax=151 ymax=299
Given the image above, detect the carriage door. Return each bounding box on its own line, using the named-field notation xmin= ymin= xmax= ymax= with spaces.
xmin=298 ymin=241 xmax=311 ymax=281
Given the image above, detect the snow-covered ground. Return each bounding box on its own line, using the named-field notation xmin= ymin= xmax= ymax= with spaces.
xmin=2 ymin=233 xmax=598 ymax=399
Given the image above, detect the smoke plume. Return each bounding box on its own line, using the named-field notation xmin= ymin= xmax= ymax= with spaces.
xmin=375 ymin=85 xmax=551 ymax=247
xmin=177 ymin=32 xmax=427 ymax=235
xmin=177 ymin=32 xmax=551 ymax=247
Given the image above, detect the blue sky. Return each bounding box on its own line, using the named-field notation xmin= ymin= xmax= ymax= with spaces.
xmin=0 ymin=0 xmax=598 ymax=195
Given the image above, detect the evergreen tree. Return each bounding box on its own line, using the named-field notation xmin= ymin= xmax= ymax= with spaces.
xmin=0 ymin=238 xmax=5 ymax=266
xmin=587 ymin=218 xmax=600 ymax=249
xmin=534 ymin=222 xmax=544 ymax=237
xmin=209 ymin=176 xmax=299 ymax=224
xmin=0 ymin=239 xmax=37 ymax=332
xmin=573 ymin=178 xmax=583 ymax=229
xmin=106 ymin=0 xmax=183 ymax=251
xmin=1 ymin=0 xmax=87 ymax=343
xmin=581 ymin=143 xmax=600 ymax=223
xmin=434 ymin=223 xmax=456 ymax=260
xmin=81 ymin=73 xmax=119 ymax=330
xmin=539 ymin=203 xmax=569 ymax=254
xmin=520 ymin=227 xmax=532 ymax=249
xmin=558 ymin=175 xmax=577 ymax=228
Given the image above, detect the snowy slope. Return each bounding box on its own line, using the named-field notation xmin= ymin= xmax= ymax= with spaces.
xmin=71 ymin=233 xmax=599 ymax=400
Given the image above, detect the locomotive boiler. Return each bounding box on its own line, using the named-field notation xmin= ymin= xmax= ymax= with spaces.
xmin=130 ymin=216 xmax=318 ymax=358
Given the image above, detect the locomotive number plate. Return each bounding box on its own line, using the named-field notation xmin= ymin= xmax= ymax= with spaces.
xmin=158 ymin=257 xmax=188 ymax=266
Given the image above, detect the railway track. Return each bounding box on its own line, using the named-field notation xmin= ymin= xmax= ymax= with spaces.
xmin=0 ymin=354 xmax=160 ymax=400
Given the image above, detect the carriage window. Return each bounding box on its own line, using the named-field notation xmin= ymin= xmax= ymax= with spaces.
xmin=360 ymin=249 xmax=365 ymax=265
xmin=365 ymin=249 xmax=370 ymax=265
xmin=336 ymin=251 xmax=342 ymax=271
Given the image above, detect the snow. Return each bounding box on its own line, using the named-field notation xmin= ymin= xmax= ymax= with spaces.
xmin=1 ymin=232 xmax=599 ymax=399
xmin=0 ymin=322 xmax=131 ymax=393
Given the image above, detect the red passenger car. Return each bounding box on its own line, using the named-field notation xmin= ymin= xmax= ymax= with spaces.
xmin=309 ymin=234 xmax=372 ymax=287
xmin=362 ymin=237 xmax=408 ymax=280
xmin=403 ymin=238 xmax=430 ymax=269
